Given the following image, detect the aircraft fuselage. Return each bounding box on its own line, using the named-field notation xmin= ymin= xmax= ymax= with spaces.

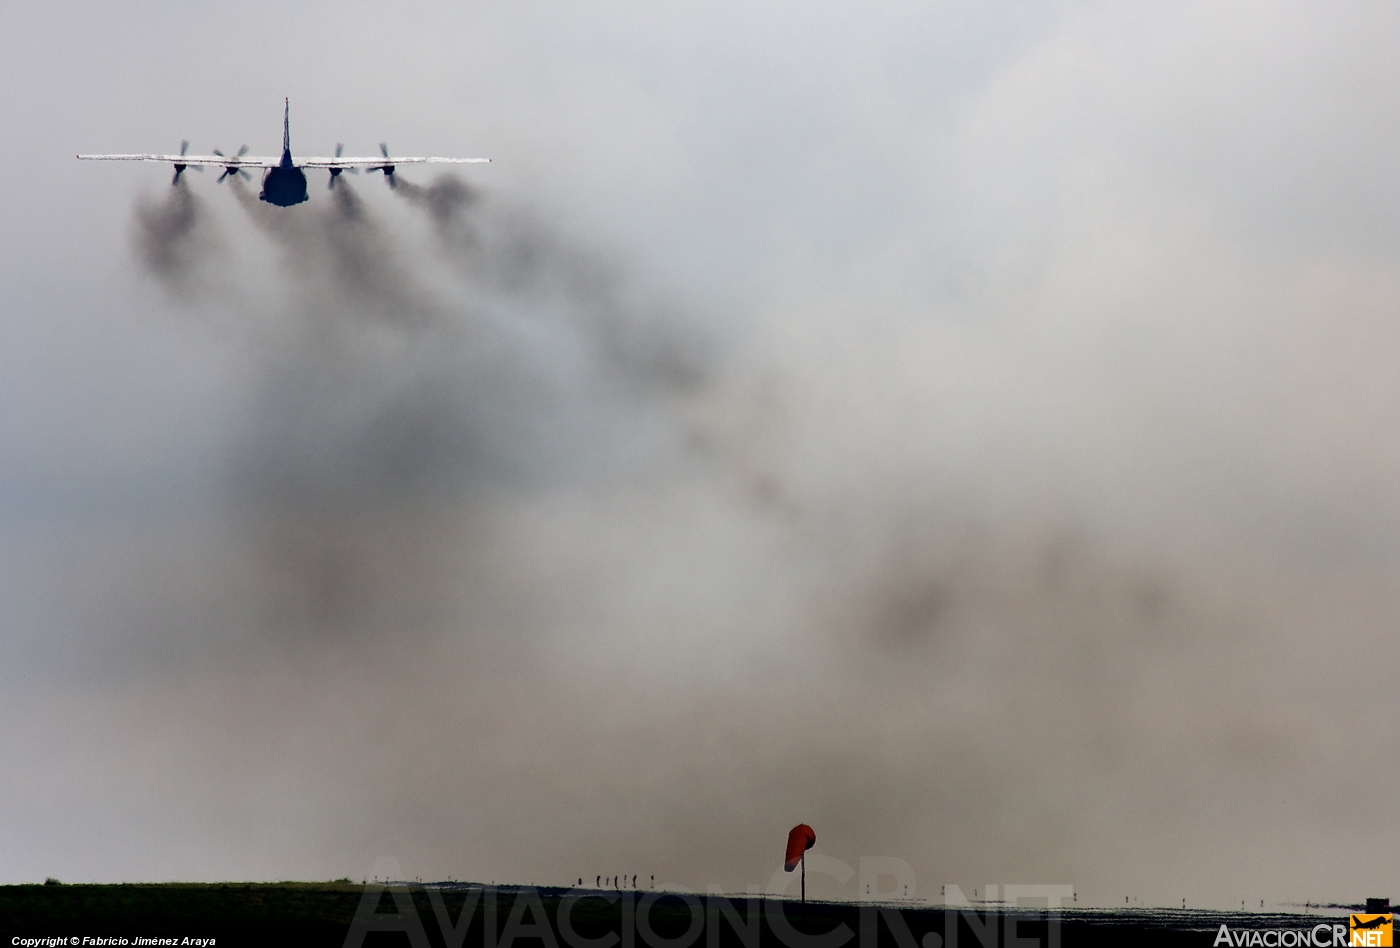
xmin=260 ymin=151 xmax=308 ymax=206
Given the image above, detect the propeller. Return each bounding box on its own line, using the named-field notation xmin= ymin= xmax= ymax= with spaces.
xmin=214 ymin=144 xmax=252 ymax=183
xmin=171 ymin=140 xmax=203 ymax=185
xmin=327 ymin=142 xmax=360 ymax=189
xmin=375 ymin=142 xmax=397 ymax=189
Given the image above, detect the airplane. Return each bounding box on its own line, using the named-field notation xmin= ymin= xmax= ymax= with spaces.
xmin=1352 ymin=916 xmax=1392 ymax=931
xmin=77 ymin=99 xmax=490 ymax=207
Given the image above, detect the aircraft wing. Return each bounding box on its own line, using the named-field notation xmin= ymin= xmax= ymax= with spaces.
xmin=77 ymin=153 xmax=281 ymax=168
xmin=297 ymin=156 xmax=491 ymax=168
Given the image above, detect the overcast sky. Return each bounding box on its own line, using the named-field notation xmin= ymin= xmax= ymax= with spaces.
xmin=3 ymin=0 xmax=1400 ymax=910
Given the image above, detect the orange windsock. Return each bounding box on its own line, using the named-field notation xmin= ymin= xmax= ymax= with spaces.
xmin=784 ymin=824 xmax=816 ymax=871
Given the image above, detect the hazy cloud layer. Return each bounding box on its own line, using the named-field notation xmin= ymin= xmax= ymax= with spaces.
xmin=3 ymin=0 xmax=1400 ymax=911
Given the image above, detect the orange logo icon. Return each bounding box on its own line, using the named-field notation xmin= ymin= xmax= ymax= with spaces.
xmin=1349 ymin=914 xmax=1393 ymax=947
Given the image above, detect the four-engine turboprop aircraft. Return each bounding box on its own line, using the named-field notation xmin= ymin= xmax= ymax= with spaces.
xmin=77 ymin=99 xmax=490 ymax=206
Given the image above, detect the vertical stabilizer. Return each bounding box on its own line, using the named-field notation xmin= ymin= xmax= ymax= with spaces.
xmin=282 ymin=98 xmax=291 ymax=160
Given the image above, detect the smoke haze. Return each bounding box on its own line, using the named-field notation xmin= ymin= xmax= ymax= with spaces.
xmin=3 ymin=0 xmax=1400 ymax=912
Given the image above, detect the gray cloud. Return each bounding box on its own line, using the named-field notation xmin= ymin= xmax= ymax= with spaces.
xmin=3 ymin=0 xmax=1400 ymax=911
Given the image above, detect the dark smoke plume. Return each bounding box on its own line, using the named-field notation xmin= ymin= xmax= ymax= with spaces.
xmin=124 ymin=174 xmax=723 ymax=643
xmin=393 ymin=174 xmax=478 ymax=232
xmin=229 ymin=177 xmax=436 ymax=328
xmin=131 ymin=182 xmax=221 ymax=297
xmin=396 ymin=175 xmax=712 ymax=398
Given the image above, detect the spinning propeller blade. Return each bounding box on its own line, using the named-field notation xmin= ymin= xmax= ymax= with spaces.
xmin=214 ymin=145 xmax=252 ymax=183
xmin=172 ymin=139 xmax=201 ymax=184
xmin=376 ymin=142 xmax=397 ymax=187
xmin=327 ymin=143 xmax=360 ymax=188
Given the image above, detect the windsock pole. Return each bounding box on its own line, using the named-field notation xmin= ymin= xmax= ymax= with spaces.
xmin=785 ymin=824 xmax=815 ymax=915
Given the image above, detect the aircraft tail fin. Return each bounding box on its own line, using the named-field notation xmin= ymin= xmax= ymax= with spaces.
xmin=282 ymin=98 xmax=291 ymax=156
